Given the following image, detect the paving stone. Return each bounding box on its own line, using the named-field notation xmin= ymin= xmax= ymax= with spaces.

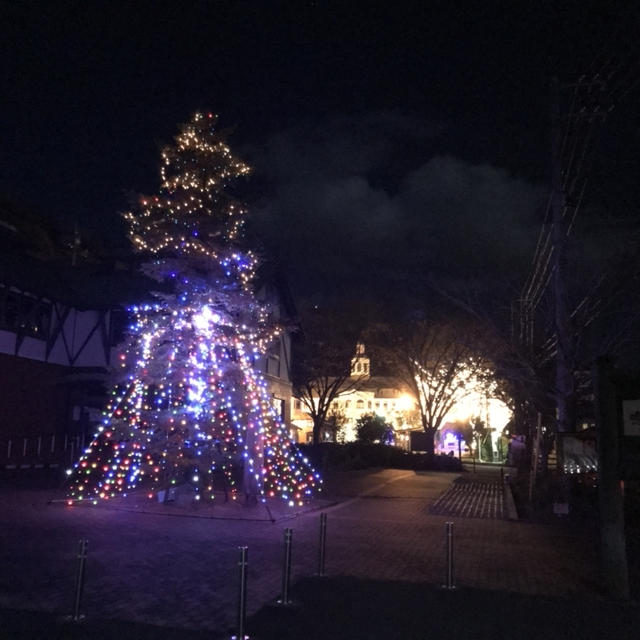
xmin=430 ymin=480 xmax=504 ymax=519
xmin=0 ymin=468 xmax=602 ymax=635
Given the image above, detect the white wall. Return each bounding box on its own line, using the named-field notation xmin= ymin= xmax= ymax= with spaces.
xmin=0 ymin=306 xmax=116 ymax=368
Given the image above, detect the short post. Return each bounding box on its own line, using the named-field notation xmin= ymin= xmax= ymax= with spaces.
xmin=443 ymin=522 xmax=455 ymax=590
xmin=6 ymin=439 xmax=12 ymax=459
xmin=232 ymin=546 xmax=249 ymax=640
xmin=318 ymin=513 xmax=327 ymax=577
xmin=277 ymin=528 xmax=293 ymax=605
xmin=72 ymin=538 xmax=88 ymax=621
xmin=37 ymin=436 xmax=42 ymax=457
xmin=51 ymin=434 xmax=56 ymax=454
xmin=23 ymin=438 xmax=28 ymax=457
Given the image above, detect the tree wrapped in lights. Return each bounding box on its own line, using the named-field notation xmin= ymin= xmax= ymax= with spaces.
xmin=67 ymin=112 xmax=320 ymax=506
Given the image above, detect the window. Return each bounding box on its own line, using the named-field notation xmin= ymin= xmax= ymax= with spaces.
xmin=2 ymin=289 xmax=19 ymax=330
xmin=273 ymin=397 xmax=285 ymax=420
xmin=367 ymin=400 xmax=372 ymax=409
xmin=345 ymin=400 xmax=351 ymax=408
xmin=267 ymin=355 xmax=280 ymax=377
xmin=110 ymin=307 xmax=128 ymax=346
xmin=295 ymin=399 xmax=302 ymax=411
xmin=0 ymin=286 xmax=51 ymax=339
xmin=19 ymin=295 xmax=51 ymax=338
xmin=356 ymin=399 xmax=364 ymax=410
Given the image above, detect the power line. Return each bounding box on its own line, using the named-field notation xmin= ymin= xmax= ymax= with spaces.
xmin=517 ymin=19 xmax=639 ymax=346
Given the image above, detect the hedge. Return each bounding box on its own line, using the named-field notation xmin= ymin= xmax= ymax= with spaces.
xmin=296 ymin=442 xmax=463 ymax=473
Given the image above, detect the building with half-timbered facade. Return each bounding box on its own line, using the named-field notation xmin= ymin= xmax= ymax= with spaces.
xmin=0 ymin=206 xmax=297 ymax=466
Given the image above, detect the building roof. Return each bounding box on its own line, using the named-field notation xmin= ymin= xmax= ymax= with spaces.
xmin=0 ymin=203 xmax=160 ymax=309
xmin=0 ymin=250 xmax=156 ymax=310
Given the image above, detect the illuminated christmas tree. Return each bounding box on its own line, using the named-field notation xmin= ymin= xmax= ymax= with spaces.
xmin=67 ymin=112 xmax=320 ymax=506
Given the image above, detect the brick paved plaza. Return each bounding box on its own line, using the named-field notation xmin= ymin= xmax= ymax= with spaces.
xmin=0 ymin=468 xmax=625 ymax=638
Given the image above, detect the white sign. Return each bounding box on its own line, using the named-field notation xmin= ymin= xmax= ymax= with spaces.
xmin=622 ymin=399 xmax=640 ymax=436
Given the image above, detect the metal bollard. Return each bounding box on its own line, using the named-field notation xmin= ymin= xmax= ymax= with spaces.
xmin=277 ymin=528 xmax=293 ymax=606
xmin=317 ymin=513 xmax=327 ymax=577
xmin=37 ymin=436 xmax=42 ymax=457
xmin=443 ymin=522 xmax=455 ymax=590
xmin=51 ymin=434 xmax=56 ymax=454
xmin=72 ymin=539 xmax=88 ymax=621
xmin=232 ymin=546 xmax=249 ymax=640
xmin=6 ymin=439 xmax=11 ymax=459
xmin=23 ymin=438 xmax=28 ymax=457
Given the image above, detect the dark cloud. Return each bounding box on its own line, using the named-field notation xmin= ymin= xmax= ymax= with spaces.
xmin=399 ymin=157 xmax=543 ymax=272
xmin=252 ymin=112 xmax=441 ymax=185
xmin=248 ymin=113 xmax=544 ymax=306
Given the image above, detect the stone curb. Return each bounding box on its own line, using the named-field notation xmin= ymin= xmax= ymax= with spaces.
xmin=48 ymin=495 xmax=339 ymax=523
xmin=504 ymin=482 xmax=519 ymax=520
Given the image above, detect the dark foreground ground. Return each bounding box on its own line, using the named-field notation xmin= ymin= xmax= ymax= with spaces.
xmin=1 ymin=576 xmax=637 ymax=640
xmin=249 ymin=576 xmax=638 ymax=640
xmin=0 ymin=466 xmax=638 ymax=639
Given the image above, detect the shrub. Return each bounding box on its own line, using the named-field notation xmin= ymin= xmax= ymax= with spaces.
xmin=355 ymin=414 xmax=392 ymax=444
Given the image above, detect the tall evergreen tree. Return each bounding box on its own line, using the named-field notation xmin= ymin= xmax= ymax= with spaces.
xmin=67 ymin=112 xmax=320 ymax=506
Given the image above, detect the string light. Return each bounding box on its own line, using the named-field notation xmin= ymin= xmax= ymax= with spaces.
xmin=67 ymin=112 xmax=321 ymax=506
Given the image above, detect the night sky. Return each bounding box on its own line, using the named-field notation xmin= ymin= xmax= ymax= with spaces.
xmin=1 ymin=1 xmax=637 ymax=308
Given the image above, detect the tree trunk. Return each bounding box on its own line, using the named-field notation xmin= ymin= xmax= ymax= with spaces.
xmin=312 ymin=416 xmax=323 ymax=445
xmin=243 ymin=423 xmax=261 ymax=502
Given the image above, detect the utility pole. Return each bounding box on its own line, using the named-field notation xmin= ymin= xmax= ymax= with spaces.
xmin=551 ymin=77 xmax=575 ymax=473
xmin=594 ymin=357 xmax=629 ymax=598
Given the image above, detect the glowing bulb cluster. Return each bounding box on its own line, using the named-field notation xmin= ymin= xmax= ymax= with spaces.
xmin=124 ymin=112 xmax=251 ymax=258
